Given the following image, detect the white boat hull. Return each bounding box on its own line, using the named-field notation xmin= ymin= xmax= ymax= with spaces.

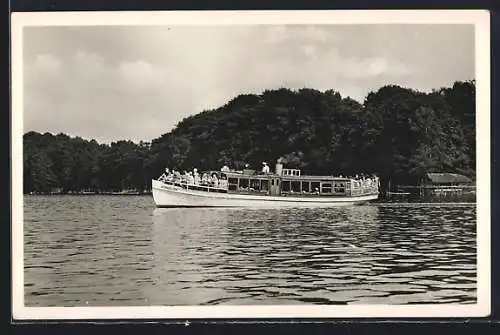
xmin=152 ymin=179 xmax=378 ymax=208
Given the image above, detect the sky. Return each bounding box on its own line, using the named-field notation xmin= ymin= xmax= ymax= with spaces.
xmin=22 ymin=24 xmax=475 ymax=143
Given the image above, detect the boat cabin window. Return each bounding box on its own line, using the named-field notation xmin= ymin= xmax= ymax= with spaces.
xmin=226 ymin=177 xmax=269 ymax=192
xmin=291 ymin=181 xmax=301 ymax=193
xmin=260 ymin=179 xmax=269 ymax=191
xmin=334 ymin=182 xmax=346 ymax=194
xmin=239 ymin=178 xmax=249 ymax=190
xmin=282 ymin=180 xmax=291 ymax=192
xmin=321 ymin=182 xmax=332 ymax=193
xmin=301 ymin=182 xmax=310 ymax=193
xmin=311 ymin=182 xmax=320 ymax=194
xmin=228 ymin=177 xmax=238 ymax=191
xmin=282 ymin=169 xmax=301 ymax=176
xmin=250 ymin=179 xmax=260 ymax=191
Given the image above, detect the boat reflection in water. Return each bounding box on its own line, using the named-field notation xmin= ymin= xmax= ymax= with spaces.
xmin=150 ymin=205 xmax=385 ymax=305
xmin=150 ymin=204 xmax=476 ymax=305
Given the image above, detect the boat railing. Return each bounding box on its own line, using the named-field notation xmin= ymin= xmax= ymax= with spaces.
xmin=349 ymin=178 xmax=380 ymax=196
xmin=158 ymin=178 xmax=229 ymax=193
xmin=350 ymin=188 xmax=379 ymax=196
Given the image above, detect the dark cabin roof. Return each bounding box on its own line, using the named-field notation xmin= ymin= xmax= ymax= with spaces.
xmin=426 ymin=173 xmax=472 ymax=184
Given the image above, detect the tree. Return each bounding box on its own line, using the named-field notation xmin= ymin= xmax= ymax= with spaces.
xmin=361 ymin=85 xmax=470 ymax=188
xmin=22 ymin=81 xmax=475 ymax=194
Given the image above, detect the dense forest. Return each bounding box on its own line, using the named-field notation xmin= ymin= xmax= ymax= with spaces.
xmin=23 ymin=80 xmax=476 ymax=194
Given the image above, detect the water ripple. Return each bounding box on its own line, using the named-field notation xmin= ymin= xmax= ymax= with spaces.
xmin=24 ymin=195 xmax=476 ymax=306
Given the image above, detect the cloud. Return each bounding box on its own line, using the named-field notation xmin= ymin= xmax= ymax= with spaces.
xmin=264 ymin=25 xmax=286 ymax=43
xmin=302 ymin=45 xmax=317 ymax=57
xmin=22 ymin=24 xmax=474 ymax=143
xmin=73 ymin=50 xmax=106 ymax=78
xmin=118 ymin=59 xmax=164 ymax=91
xmin=32 ymin=54 xmax=62 ymax=73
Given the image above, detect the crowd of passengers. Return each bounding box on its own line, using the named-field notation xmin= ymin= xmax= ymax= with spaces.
xmin=348 ymin=174 xmax=380 ymax=189
xmin=157 ymin=162 xmax=269 ymax=189
xmin=158 ymin=168 xmax=229 ymax=189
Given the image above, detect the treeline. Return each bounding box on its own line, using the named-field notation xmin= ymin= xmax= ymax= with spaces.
xmin=23 ymin=133 xmax=151 ymax=194
xmin=23 ymin=81 xmax=475 ymax=194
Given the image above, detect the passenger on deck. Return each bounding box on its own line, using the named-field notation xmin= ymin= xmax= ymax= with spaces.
xmin=221 ymin=165 xmax=230 ymax=172
xmin=193 ymin=168 xmax=200 ymax=185
xmin=211 ymin=174 xmax=219 ymax=188
xmin=201 ymin=173 xmax=209 ymax=185
xmin=219 ymin=176 xmax=228 ymax=189
xmin=262 ymin=162 xmax=270 ymax=174
xmin=187 ymin=172 xmax=194 ymax=184
xmin=179 ymin=173 xmax=186 ymax=184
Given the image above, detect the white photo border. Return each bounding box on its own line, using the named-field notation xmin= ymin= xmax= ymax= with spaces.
xmin=11 ymin=9 xmax=491 ymax=320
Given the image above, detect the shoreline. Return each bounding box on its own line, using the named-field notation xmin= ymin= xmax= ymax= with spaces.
xmin=22 ymin=193 xmax=476 ymax=204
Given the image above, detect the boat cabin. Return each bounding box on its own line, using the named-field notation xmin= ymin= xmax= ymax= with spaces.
xmin=212 ymin=162 xmax=377 ymax=197
xmin=158 ymin=161 xmax=379 ymax=197
xmin=281 ymin=168 xmax=301 ymax=176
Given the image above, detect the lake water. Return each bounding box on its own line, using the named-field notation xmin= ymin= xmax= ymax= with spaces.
xmin=23 ymin=195 xmax=477 ymax=306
